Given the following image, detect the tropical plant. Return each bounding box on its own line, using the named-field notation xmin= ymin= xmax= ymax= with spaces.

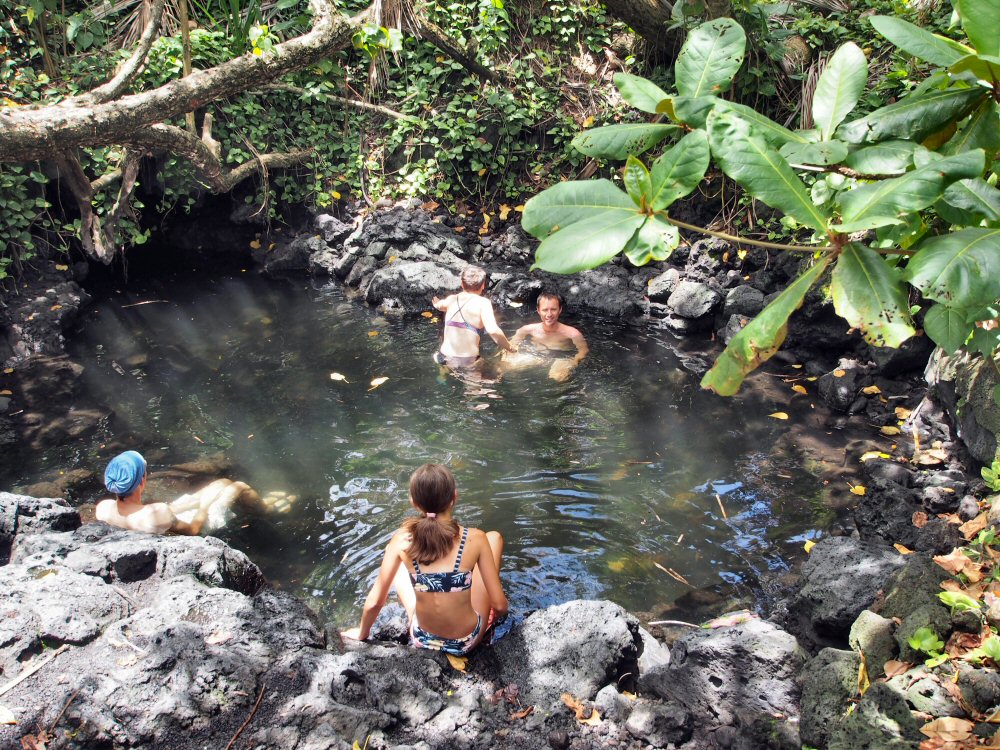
xmin=522 ymin=3 xmax=1000 ymax=397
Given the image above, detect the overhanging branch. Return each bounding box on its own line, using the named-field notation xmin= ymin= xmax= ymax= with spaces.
xmin=85 ymin=0 xmax=169 ymax=105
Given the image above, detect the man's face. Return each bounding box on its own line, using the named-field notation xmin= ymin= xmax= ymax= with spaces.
xmin=537 ymin=298 xmax=562 ymax=328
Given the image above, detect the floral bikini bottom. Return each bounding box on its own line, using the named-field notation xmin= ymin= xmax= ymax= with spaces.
xmin=410 ymin=614 xmax=483 ymax=656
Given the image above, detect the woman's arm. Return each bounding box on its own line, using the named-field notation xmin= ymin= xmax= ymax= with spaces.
xmin=481 ymin=302 xmax=516 ymax=353
xmin=473 ymin=533 xmax=508 ymax=618
xmin=343 ymin=533 xmax=405 ymax=641
xmin=432 ymin=294 xmax=455 ymax=312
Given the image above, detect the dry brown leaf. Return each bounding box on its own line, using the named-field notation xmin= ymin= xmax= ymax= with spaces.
xmin=894 ymin=543 xmax=914 ymax=555
xmin=510 ymin=706 xmax=534 ymax=720
xmin=939 ymin=512 xmax=962 ymax=525
xmin=561 ymin=693 xmax=584 ymax=713
xmin=881 ymin=426 xmax=902 ymax=436
xmin=421 ymin=200 xmax=440 ymax=211
xmin=367 ymin=330 xmax=380 ymax=337
xmin=940 ymin=579 xmax=964 ymax=592
xmin=791 ymin=384 xmax=808 ymax=395
xmin=205 ymin=630 xmax=232 ymax=645
xmin=959 ymin=512 xmax=988 ymax=541
xmin=934 ymin=548 xmax=983 ymax=582
xmin=446 ymin=654 xmax=467 ymax=672
xmin=912 ymin=511 xmax=929 ymax=528
xmin=914 ymin=449 xmax=949 ymax=466
xmin=919 ymin=717 xmax=975 ymax=742
xmin=883 ymin=660 xmax=911 ymax=679
xmin=580 ymin=708 xmax=602 ymax=726
xmin=985 ymin=728 xmax=1000 ymax=747
xmin=862 ymin=385 xmax=882 ymax=395
xmin=421 ymin=311 xmax=434 ymax=318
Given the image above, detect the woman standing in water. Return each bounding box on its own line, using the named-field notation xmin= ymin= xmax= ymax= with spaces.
xmin=432 ymin=266 xmax=517 ymax=368
xmin=342 ymin=464 xmax=508 ymax=655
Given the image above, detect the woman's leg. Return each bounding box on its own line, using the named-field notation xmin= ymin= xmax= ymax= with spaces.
xmin=471 ymin=530 xmax=504 ymax=619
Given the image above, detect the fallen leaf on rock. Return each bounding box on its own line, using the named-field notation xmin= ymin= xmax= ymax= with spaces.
xmin=850 ymin=484 xmax=866 ymax=496
xmin=883 ymin=660 xmax=911 ymax=678
xmin=421 ymin=200 xmax=440 ymax=211
xmin=860 ymin=451 xmax=891 ymax=462
xmin=894 ymin=543 xmax=914 ymax=555
xmin=580 ymin=709 xmax=602 ymax=726
xmin=934 ymin=548 xmax=983 ymax=582
xmin=862 ymin=385 xmax=881 ymax=395
xmin=769 ymin=412 xmax=789 ymax=420
xmin=985 ymin=728 xmax=1000 ymax=747
xmin=499 ymin=204 xmax=512 ymax=220
xmin=791 ymin=384 xmax=808 ymax=395
xmin=896 ymin=406 xmax=912 ymax=419
xmin=368 ymin=377 xmax=389 ymax=391
xmin=249 ymin=239 xmax=261 ymax=249
xmin=834 ymin=369 xmax=846 ymax=377
xmin=914 ymin=449 xmax=949 ymax=466
xmin=919 ymin=717 xmax=975 ymax=742
xmin=446 ymin=654 xmax=467 ymax=672
xmin=471 ymin=403 xmax=490 ymax=410
xmin=421 ymin=311 xmax=433 ymax=318
xmin=0 ymin=705 xmax=15 ymax=724
xmin=561 ymin=693 xmax=601 ymax=725
xmin=705 ymin=611 xmax=759 ymax=629
xmin=913 ymin=511 xmax=929 ymax=528
xmin=205 ymin=630 xmax=232 ymax=645
xmin=941 ymin=579 xmax=964 ymax=593
xmin=367 ymin=331 xmax=379 ymax=337
xmin=804 ymin=540 xmax=816 ymax=553
xmin=939 ymin=513 xmax=962 ymax=525
xmin=984 ymin=707 xmax=1000 ymax=723
xmin=959 ymin=513 xmax=989 ymax=541
xmin=881 ymin=426 xmax=902 ymax=436
xmin=510 ymin=706 xmax=534 ymax=720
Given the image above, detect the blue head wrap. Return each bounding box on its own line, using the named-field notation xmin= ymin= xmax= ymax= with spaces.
xmin=104 ymin=450 xmax=147 ymax=497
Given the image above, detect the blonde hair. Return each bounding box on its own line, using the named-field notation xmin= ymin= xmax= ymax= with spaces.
xmin=402 ymin=464 xmax=459 ymax=565
xmin=460 ymin=266 xmax=487 ymax=291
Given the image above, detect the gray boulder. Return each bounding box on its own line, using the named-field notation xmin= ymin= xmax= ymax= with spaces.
xmin=799 ymin=648 xmax=861 ymax=749
xmin=667 ymin=280 xmax=721 ymax=320
xmin=0 ymin=492 xmax=79 ymax=564
xmin=849 ymin=610 xmax=897 ymax=678
xmin=364 ymin=261 xmax=462 ymax=311
xmin=926 ymin=348 xmax=1000 ymax=464
xmin=827 ymin=682 xmax=921 ymax=750
xmin=646 ymin=268 xmax=681 ymax=302
xmin=723 ymin=284 xmax=765 ymax=318
xmin=625 ymin=701 xmax=692 ymax=747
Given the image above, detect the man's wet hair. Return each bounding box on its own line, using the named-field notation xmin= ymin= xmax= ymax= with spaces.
xmin=536 ymin=291 xmax=563 ymax=309
xmin=460 ymin=266 xmax=488 ymax=290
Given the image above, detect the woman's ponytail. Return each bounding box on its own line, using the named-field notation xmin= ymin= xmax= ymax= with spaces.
xmin=404 ymin=464 xmax=460 ymax=564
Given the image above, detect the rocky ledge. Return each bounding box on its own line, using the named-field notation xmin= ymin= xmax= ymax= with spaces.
xmin=2 ymin=493 xmax=810 ymax=750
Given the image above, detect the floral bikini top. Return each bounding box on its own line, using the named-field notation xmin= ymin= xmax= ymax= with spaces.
xmin=411 ymin=526 xmax=474 ymax=593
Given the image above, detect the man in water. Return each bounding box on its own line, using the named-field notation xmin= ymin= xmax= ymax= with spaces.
xmin=504 ymin=292 xmax=588 ymax=381
xmin=95 ymin=450 xmax=283 ymax=535
xmin=432 ymin=265 xmax=517 ymax=368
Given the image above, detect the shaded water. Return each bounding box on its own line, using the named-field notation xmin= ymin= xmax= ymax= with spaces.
xmin=23 ymin=273 xmax=829 ymax=625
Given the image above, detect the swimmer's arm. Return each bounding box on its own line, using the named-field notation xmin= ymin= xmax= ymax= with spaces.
xmin=509 ymin=326 xmax=529 ymax=347
xmin=472 ymin=531 xmax=508 ymax=619
xmin=482 ymin=303 xmax=516 ymax=353
xmin=344 ymin=534 xmax=405 ymax=641
xmin=432 ymin=294 xmax=455 ymax=312
xmin=571 ymin=334 xmax=589 ymax=365
xmin=168 ymin=499 xmax=210 ymax=536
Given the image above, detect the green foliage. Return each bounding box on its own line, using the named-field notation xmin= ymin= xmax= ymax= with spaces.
xmin=523 ymin=3 xmax=1000 ymax=395
xmin=0 ymin=165 xmax=54 ymax=279
xmin=908 ymin=626 xmax=948 ymax=668
xmin=982 ymin=459 xmax=1000 ymax=492
xmin=938 ymin=590 xmax=981 ymax=614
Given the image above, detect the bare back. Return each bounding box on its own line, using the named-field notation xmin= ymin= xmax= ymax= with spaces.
xmin=439 ymin=293 xmax=490 ymax=358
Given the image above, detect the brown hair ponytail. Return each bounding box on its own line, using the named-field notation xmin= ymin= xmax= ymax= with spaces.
xmin=403 ymin=464 xmax=459 ymax=565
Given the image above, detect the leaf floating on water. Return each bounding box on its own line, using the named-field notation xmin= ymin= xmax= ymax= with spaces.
xmin=894 ymin=543 xmax=914 ymax=555
xmin=768 ymin=412 xmax=789 ymax=420
xmin=860 ymin=451 xmax=890 ymax=462
xmin=862 ymin=385 xmax=881 ymax=395
xmin=421 ymin=311 xmax=434 ymax=318
xmin=849 ymin=484 xmax=866 ymax=496
xmin=804 ymin=540 xmax=816 ymax=553
xmin=472 ymin=403 xmax=490 ymax=410
xmin=895 ymin=406 xmax=912 ymax=419
xmin=369 ymin=377 xmax=389 ymax=391
xmin=330 ymin=372 xmax=349 ymax=382
xmin=367 ymin=331 xmax=380 ymax=337
xmin=446 ymin=654 xmax=468 ymax=672
xmin=608 ymin=466 xmax=629 ymax=481
xmin=833 ymin=369 xmax=846 ymax=377
xmin=880 ymin=426 xmax=901 ymax=436
xmin=607 ymin=559 xmax=626 ymax=572
xmin=0 ymin=705 xmax=16 ymax=725
xmin=791 ymin=384 xmax=808 ymax=395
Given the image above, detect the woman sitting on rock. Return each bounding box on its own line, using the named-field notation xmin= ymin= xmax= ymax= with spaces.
xmin=95 ymin=450 xmax=281 ymax=535
xmin=342 ymin=463 xmax=508 ymax=655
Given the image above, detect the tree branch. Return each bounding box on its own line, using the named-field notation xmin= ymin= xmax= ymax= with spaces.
xmin=0 ymin=0 xmax=372 ymax=162
xmin=55 ymin=151 xmax=113 ymax=262
xmin=254 ymin=83 xmax=418 ymax=121
xmin=131 ymin=124 xmax=313 ymax=193
xmin=85 ymin=0 xmax=169 ymax=105
xmin=412 ymin=18 xmax=499 ymax=82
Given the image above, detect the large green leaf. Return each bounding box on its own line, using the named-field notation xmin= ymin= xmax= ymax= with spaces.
xmin=956 ymin=0 xmax=1000 ymax=56
xmin=813 ymin=42 xmax=868 ymax=140
xmin=941 ymin=178 xmax=1000 ymax=223
xmin=869 ymin=15 xmax=971 ymax=67
xmin=532 ymin=211 xmax=647 ymax=274
xmin=836 ymin=86 xmax=985 ymax=144
xmin=571 ymin=123 xmax=679 ymax=159
xmin=924 ymin=303 xmax=973 ymax=354
xmin=780 ymin=140 xmax=849 ymax=166
xmin=843 ymin=141 xmax=916 ymax=175
xmin=701 ymin=258 xmax=831 ymax=396
xmin=522 ymin=180 xmax=636 ymax=238
xmin=950 ymin=54 xmax=1000 ymax=83
xmin=648 ymin=130 xmax=711 ymax=210
xmin=672 ymin=96 xmax=716 ymax=129
xmin=713 ymin=100 xmax=810 ymax=148
xmin=623 ymin=216 xmax=680 ymax=266
xmin=831 ymin=243 xmax=915 ymax=347
xmin=904 ymin=228 xmax=1000 ymax=308
xmin=614 ymin=73 xmax=672 ymax=114
xmin=835 ymin=149 xmax=985 ymax=232
xmin=675 ymin=18 xmax=746 ymax=98
xmin=707 ymin=110 xmax=830 ymax=233
xmin=942 ymin=99 xmax=1000 ymax=158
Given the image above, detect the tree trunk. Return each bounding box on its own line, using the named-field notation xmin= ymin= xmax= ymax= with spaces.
xmin=602 ymin=0 xmax=673 ymax=45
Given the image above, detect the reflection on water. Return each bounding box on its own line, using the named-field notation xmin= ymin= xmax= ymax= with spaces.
xmin=11 ymin=273 xmax=834 ymax=624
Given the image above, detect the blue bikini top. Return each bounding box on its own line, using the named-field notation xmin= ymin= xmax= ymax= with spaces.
xmin=411 ymin=526 xmax=473 ymax=593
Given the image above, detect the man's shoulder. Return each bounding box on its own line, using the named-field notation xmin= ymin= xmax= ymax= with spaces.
xmin=560 ymin=322 xmax=584 ymax=339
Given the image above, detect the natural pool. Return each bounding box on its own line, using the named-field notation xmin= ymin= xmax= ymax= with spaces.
xmin=15 ymin=271 xmax=832 ymax=626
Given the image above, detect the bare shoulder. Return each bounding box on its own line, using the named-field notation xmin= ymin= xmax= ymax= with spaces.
xmin=94 ymin=499 xmax=117 ymax=523
xmin=561 ymin=322 xmax=584 ymax=339
xmin=387 ymin=528 xmax=412 ymax=553
xmin=465 ymin=526 xmax=489 ymax=548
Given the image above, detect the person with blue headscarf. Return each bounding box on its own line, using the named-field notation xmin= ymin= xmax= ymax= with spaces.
xmin=95 ymin=450 xmax=275 ymax=535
